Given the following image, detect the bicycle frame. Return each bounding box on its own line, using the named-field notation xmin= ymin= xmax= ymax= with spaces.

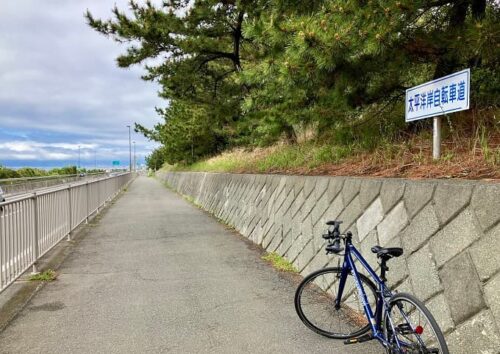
xmin=335 ymin=242 xmax=396 ymax=348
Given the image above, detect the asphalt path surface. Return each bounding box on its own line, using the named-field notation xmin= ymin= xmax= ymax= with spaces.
xmin=0 ymin=176 xmax=379 ymax=353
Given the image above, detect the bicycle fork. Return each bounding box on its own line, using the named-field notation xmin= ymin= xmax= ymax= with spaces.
xmin=336 ymin=254 xmax=380 ymax=345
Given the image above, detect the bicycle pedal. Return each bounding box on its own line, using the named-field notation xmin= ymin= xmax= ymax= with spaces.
xmin=343 ymin=334 xmax=373 ymax=345
xmin=396 ymin=323 xmax=414 ymax=335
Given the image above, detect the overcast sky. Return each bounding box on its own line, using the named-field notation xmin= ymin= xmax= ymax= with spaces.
xmin=0 ymin=1 xmax=165 ymax=169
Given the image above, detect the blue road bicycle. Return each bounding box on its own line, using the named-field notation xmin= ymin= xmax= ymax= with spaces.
xmin=295 ymin=221 xmax=449 ymax=354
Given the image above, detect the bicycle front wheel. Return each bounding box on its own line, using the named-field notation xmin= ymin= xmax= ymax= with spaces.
xmin=294 ymin=267 xmax=378 ymax=339
xmin=384 ymin=293 xmax=449 ymax=354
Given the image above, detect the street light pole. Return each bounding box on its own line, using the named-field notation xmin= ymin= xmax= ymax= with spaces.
xmin=133 ymin=141 xmax=136 ymax=172
xmin=127 ymin=125 xmax=132 ymax=172
xmin=78 ymin=145 xmax=81 ymax=170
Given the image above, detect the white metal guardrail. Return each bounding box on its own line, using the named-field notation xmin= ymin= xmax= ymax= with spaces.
xmin=0 ymin=172 xmax=133 ymax=293
xmin=0 ymin=172 xmax=108 ymax=197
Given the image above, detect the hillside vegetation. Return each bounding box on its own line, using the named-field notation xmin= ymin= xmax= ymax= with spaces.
xmin=87 ymin=1 xmax=500 ymax=177
xmin=166 ymin=125 xmax=500 ymax=179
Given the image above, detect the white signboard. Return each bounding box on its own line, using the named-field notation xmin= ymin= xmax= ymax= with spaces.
xmin=405 ymin=69 xmax=470 ymax=122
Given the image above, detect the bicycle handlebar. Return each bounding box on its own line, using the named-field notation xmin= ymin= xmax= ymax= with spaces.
xmin=323 ymin=221 xmax=350 ymax=254
xmin=322 ymin=231 xmax=340 ymax=240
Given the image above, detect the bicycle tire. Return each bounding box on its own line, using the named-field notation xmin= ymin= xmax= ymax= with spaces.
xmin=384 ymin=292 xmax=449 ymax=354
xmin=295 ymin=267 xmax=378 ymax=339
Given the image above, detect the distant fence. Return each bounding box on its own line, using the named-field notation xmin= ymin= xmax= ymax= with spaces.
xmin=0 ymin=173 xmax=134 ymax=293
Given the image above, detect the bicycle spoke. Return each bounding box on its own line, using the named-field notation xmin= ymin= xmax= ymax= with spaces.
xmin=384 ymin=294 xmax=448 ymax=354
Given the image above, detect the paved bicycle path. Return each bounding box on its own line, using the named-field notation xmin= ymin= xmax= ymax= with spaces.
xmin=0 ymin=176 xmax=378 ymax=354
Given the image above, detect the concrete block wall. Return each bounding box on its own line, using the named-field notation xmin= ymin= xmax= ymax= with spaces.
xmin=158 ymin=171 xmax=500 ymax=353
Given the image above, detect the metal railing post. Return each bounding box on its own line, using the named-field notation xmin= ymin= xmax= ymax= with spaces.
xmin=97 ymin=181 xmax=100 ymax=214
xmin=67 ymin=185 xmax=72 ymax=241
xmin=31 ymin=193 xmax=39 ymax=274
xmin=0 ymin=204 xmax=4 ymax=288
xmin=86 ymin=182 xmax=89 ymax=223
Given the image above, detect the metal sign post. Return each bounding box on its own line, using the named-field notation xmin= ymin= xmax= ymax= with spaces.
xmin=433 ymin=117 xmax=441 ymax=159
xmin=405 ymin=68 xmax=470 ymax=160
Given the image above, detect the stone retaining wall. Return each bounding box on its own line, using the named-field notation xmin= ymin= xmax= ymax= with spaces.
xmin=157 ymin=171 xmax=500 ymax=353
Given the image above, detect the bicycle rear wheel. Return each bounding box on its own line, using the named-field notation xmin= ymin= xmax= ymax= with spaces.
xmin=294 ymin=267 xmax=378 ymax=339
xmin=384 ymin=293 xmax=449 ymax=354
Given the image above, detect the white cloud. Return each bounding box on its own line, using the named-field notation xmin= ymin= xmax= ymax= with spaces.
xmin=0 ymin=142 xmax=34 ymax=152
xmin=42 ymin=152 xmax=74 ymax=160
xmin=49 ymin=143 xmax=96 ymax=150
xmin=0 ymin=141 xmax=97 ymax=152
xmin=10 ymin=154 xmax=38 ymax=160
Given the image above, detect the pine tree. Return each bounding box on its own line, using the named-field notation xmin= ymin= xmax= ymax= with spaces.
xmin=86 ymin=0 xmax=257 ymax=162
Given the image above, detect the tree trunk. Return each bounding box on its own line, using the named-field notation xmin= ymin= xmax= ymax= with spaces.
xmin=283 ymin=124 xmax=297 ymax=144
xmin=233 ymin=11 xmax=245 ymax=71
xmin=433 ymin=1 xmax=468 ymax=78
xmin=471 ymin=0 xmax=486 ymax=20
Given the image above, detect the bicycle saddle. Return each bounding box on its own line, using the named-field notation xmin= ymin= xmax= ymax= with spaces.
xmin=371 ymin=245 xmax=403 ymax=259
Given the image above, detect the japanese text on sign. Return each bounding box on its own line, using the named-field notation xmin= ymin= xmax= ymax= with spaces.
xmin=405 ymin=69 xmax=470 ymax=122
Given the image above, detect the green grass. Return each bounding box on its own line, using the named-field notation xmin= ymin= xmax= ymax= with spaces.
xmin=261 ymin=252 xmax=298 ymax=273
xmin=193 ymin=159 xmax=245 ymax=172
xmin=165 ymin=140 xmax=360 ymax=174
xmin=183 ymin=194 xmax=197 ymax=205
xmin=29 ymin=269 xmax=57 ymax=282
xmin=178 ymin=153 xmax=250 ymax=172
xmin=255 ymin=143 xmax=355 ymax=171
